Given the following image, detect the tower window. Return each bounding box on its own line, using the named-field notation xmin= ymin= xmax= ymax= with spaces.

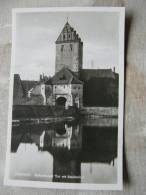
xmin=59 ymin=74 xmax=66 ymax=80
xmin=70 ymin=44 xmax=72 ymax=51
xmin=61 ymin=45 xmax=64 ymax=52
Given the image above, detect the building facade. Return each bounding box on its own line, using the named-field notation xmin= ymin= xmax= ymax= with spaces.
xmin=44 ymin=21 xmax=84 ymax=109
xmin=13 ymin=21 xmax=118 ymax=108
xmin=47 ymin=67 xmax=83 ymax=109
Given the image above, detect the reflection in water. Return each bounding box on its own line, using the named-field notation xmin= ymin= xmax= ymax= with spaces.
xmin=10 ymin=118 xmax=118 ymax=183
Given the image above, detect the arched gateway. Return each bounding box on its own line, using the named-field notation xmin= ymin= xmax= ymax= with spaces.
xmin=56 ymin=97 xmax=67 ymax=107
xmin=55 ymin=94 xmax=72 ymax=109
xmin=51 ymin=68 xmax=83 ymax=109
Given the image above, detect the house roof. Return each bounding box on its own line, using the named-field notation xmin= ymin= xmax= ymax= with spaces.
xmin=13 ymin=74 xmax=39 ymax=104
xmin=13 ymin=74 xmax=25 ymax=98
xmin=80 ymin=69 xmax=117 ymax=81
xmin=21 ymin=80 xmax=38 ymax=93
xmin=45 ymin=78 xmax=52 ymax=85
xmin=56 ymin=22 xmax=82 ymax=44
xmin=51 ymin=67 xmax=83 ymax=85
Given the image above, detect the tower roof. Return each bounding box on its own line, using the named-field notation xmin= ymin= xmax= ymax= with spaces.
xmin=62 ymin=21 xmax=73 ymax=32
xmin=56 ymin=22 xmax=82 ymax=43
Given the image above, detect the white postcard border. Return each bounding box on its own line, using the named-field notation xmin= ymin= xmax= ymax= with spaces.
xmin=4 ymin=6 xmax=125 ymax=191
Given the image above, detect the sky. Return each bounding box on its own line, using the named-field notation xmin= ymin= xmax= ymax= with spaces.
xmin=14 ymin=10 xmax=120 ymax=80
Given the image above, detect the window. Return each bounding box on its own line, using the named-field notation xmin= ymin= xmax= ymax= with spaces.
xmin=59 ymin=74 xmax=66 ymax=80
xmin=70 ymin=44 xmax=72 ymax=51
xmin=61 ymin=45 xmax=64 ymax=52
xmin=63 ymin=34 xmax=66 ymax=39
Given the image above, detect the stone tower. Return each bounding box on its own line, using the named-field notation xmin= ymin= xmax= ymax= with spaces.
xmin=55 ymin=21 xmax=83 ymax=76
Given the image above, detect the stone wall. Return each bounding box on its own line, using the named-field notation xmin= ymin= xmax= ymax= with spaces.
xmin=80 ymin=107 xmax=118 ymax=117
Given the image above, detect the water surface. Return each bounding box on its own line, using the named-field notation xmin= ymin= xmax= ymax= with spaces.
xmin=10 ymin=118 xmax=118 ymax=184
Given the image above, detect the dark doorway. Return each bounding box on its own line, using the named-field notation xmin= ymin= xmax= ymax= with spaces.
xmin=56 ymin=97 xmax=66 ymax=107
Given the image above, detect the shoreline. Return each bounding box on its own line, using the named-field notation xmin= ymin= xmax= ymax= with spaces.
xmin=12 ymin=116 xmax=75 ymax=125
xmin=12 ymin=114 xmax=118 ymax=125
xmin=12 ymin=106 xmax=118 ymax=125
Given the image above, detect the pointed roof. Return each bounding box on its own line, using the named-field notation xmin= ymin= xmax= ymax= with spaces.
xmin=13 ymin=74 xmax=26 ymax=104
xmin=22 ymin=80 xmax=38 ymax=93
xmin=56 ymin=22 xmax=82 ymax=43
xmin=51 ymin=67 xmax=83 ymax=85
xmin=62 ymin=21 xmax=73 ymax=32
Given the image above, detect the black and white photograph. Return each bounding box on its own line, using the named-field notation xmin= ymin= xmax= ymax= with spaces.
xmin=4 ymin=7 xmax=125 ymax=190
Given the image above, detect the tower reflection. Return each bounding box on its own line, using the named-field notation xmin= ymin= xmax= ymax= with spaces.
xmin=11 ymin=118 xmax=117 ymax=183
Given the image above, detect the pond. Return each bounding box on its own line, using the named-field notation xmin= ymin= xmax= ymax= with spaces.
xmin=10 ymin=118 xmax=118 ymax=184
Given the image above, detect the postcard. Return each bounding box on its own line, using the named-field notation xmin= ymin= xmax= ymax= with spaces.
xmin=4 ymin=7 xmax=125 ymax=190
